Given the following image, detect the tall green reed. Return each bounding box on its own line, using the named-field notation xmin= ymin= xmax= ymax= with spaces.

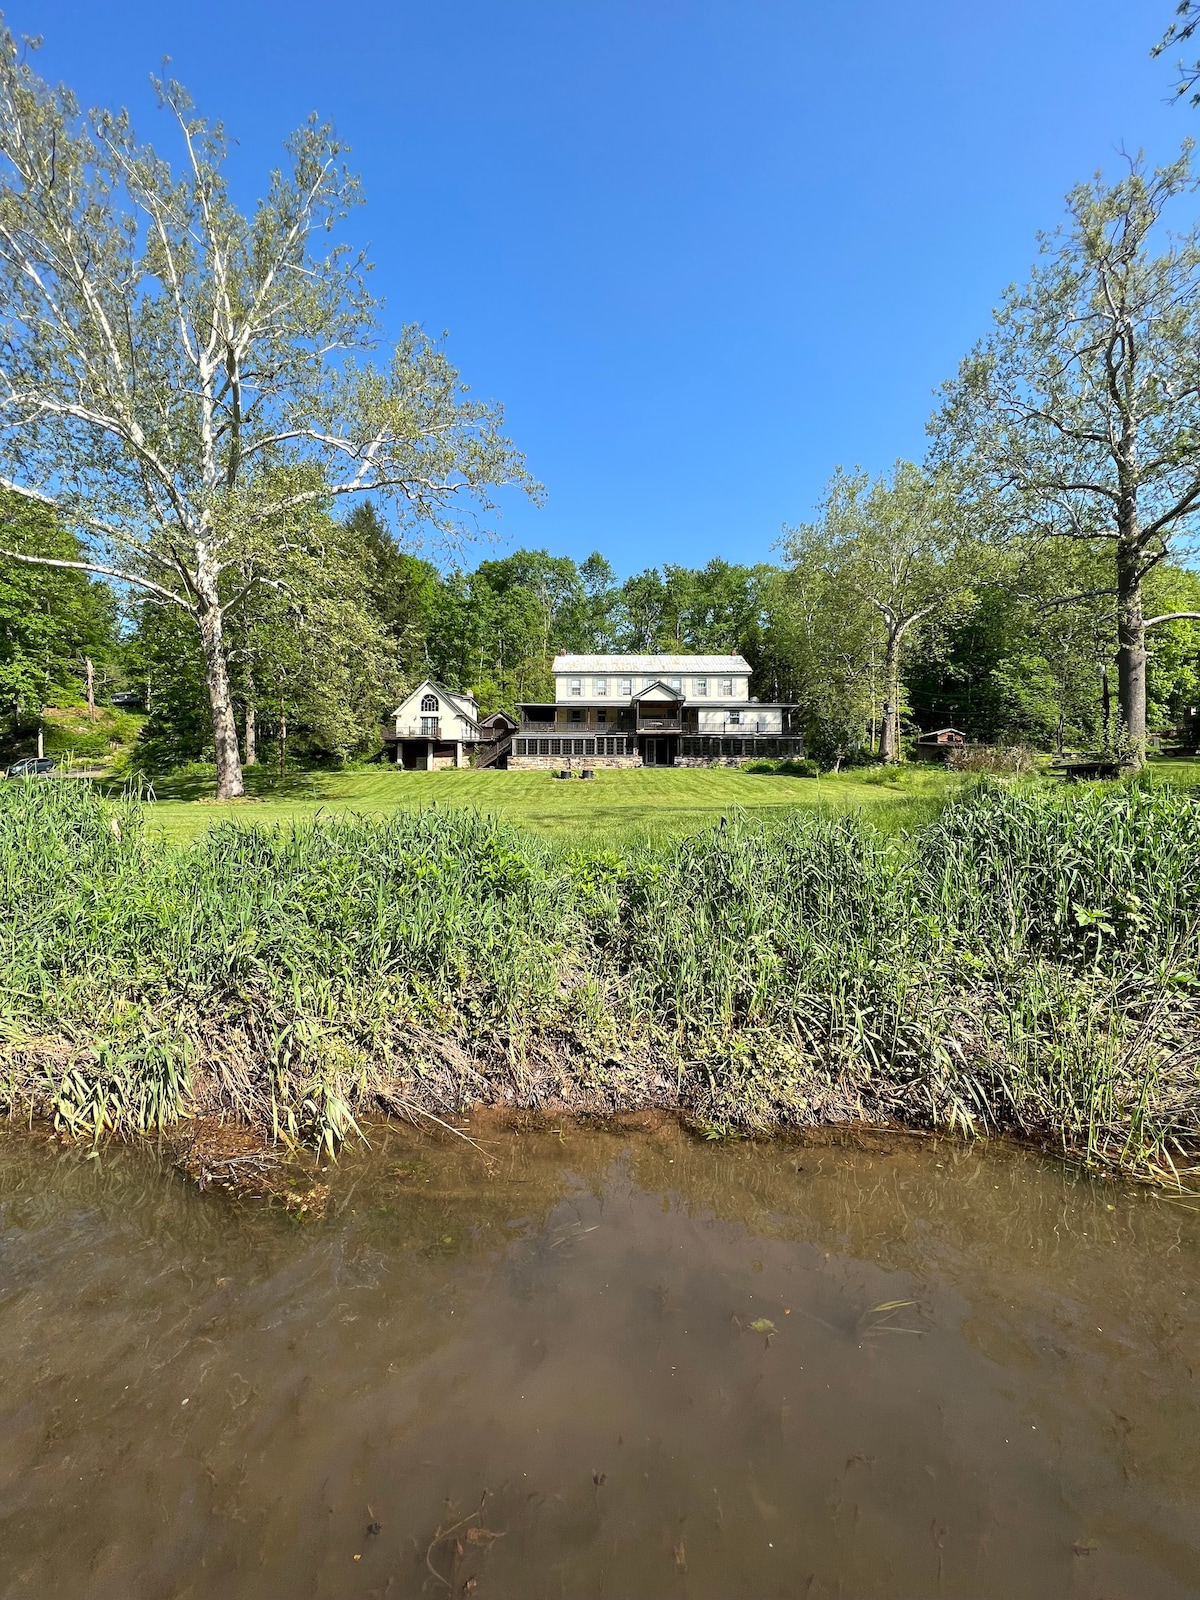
xmin=1 ymin=777 xmax=1196 ymax=1181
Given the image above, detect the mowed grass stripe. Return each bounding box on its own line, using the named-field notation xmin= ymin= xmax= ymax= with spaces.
xmin=142 ymin=764 xmax=961 ymax=843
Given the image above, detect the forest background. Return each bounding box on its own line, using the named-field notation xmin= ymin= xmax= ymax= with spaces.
xmin=5 ymin=485 xmax=1199 ymax=774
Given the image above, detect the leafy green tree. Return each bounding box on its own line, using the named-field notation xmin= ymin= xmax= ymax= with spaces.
xmin=934 ymin=152 xmax=1200 ymax=763
xmin=0 ymin=29 xmax=537 ymax=799
xmin=0 ymin=493 xmax=116 ymax=734
xmin=1144 ymin=564 xmax=1200 ymax=730
xmin=125 ymin=604 xmax=211 ymax=768
xmin=613 ymin=559 xmax=772 ymax=656
xmin=908 ymin=539 xmax=1116 ymax=751
xmin=782 ymin=463 xmax=982 ymax=760
xmin=763 ymin=557 xmax=882 ymax=765
xmin=345 ymin=501 xmax=443 ymax=687
xmin=131 ymin=503 xmax=404 ymax=769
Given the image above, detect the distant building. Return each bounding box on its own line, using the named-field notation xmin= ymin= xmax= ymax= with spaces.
xmin=511 ymin=653 xmax=802 ymax=769
xmin=382 ymin=680 xmax=482 ymax=770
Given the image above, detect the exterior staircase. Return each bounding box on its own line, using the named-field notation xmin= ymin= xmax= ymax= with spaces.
xmin=475 ymin=733 xmax=513 ymax=770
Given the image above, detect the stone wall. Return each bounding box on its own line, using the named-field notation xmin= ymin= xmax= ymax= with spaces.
xmin=675 ymin=756 xmax=758 ymax=768
xmin=508 ymin=755 xmax=641 ymax=771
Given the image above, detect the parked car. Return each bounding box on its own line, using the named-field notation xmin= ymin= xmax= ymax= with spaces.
xmin=4 ymin=757 xmax=56 ymax=778
xmin=110 ymin=691 xmax=144 ymax=709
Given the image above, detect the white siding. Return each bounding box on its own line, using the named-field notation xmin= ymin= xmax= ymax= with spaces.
xmin=390 ymin=683 xmax=479 ymax=740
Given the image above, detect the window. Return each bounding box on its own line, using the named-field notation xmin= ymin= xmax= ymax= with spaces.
xmin=728 ymin=710 xmax=741 ymax=726
xmin=420 ymin=693 xmax=439 ymax=713
xmin=595 ymin=677 xmax=608 ymax=695
xmin=619 ymin=677 xmax=632 ymax=696
xmin=569 ymin=707 xmax=584 ymax=724
xmin=596 ymin=708 xmax=608 ymax=725
xmin=569 ymin=678 xmax=582 ymax=696
xmin=668 ymin=677 xmax=681 ymax=692
xmin=695 ymin=678 xmax=708 ymax=696
xmin=719 ymin=678 xmax=733 ymax=696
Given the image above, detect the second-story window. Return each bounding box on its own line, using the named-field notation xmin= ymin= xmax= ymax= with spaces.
xmin=719 ymin=677 xmax=733 ymax=696
xmin=619 ymin=677 xmax=632 ymax=696
xmin=420 ymin=693 xmax=439 ymax=713
xmin=695 ymin=678 xmax=708 ymax=695
xmin=569 ymin=678 xmax=582 ymax=696
xmin=668 ymin=677 xmax=681 ymax=692
xmin=595 ymin=677 xmax=608 ymax=695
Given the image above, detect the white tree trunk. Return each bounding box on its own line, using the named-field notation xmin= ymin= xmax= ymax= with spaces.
xmin=879 ymin=633 xmax=902 ymax=762
xmin=197 ymin=603 xmax=245 ymax=800
xmin=244 ymin=698 xmax=257 ymax=767
xmin=1115 ymin=543 xmax=1147 ymax=765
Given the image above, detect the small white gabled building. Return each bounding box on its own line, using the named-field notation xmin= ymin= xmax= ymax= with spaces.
xmin=382 ymin=679 xmax=482 ymax=770
xmin=511 ymin=653 xmax=801 ymax=768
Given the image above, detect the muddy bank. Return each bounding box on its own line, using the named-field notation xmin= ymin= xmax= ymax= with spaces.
xmin=4 ymin=783 xmax=1199 ymax=1187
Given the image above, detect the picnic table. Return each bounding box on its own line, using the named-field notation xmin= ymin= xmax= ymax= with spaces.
xmin=1048 ymin=757 xmax=1125 ymax=781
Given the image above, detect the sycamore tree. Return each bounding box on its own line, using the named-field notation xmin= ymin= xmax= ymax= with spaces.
xmin=782 ymin=463 xmax=982 ymax=761
xmin=933 ymin=152 xmax=1200 ymax=764
xmin=0 ymin=30 xmax=537 ymax=798
xmin=764 ymin=558 xmax=881 ymax=764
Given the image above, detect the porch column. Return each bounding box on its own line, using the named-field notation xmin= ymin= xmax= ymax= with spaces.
xmin=455 ymin=741 xmax=464 ymax=768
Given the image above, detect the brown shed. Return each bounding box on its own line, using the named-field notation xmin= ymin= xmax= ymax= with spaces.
xmin=913 ymin=728 xmax=967 ymax=762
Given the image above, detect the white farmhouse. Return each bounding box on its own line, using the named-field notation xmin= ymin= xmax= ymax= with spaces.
xmin=511 ymin=653 xmax=801 ymax=768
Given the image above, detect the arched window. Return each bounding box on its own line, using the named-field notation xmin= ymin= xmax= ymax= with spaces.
xmin=420 ymin=694 xmax=439 ymax=713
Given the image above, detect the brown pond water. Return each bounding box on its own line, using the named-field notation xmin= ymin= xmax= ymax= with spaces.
xmin=0 ymin=1117 xmax=1197 ymax=1600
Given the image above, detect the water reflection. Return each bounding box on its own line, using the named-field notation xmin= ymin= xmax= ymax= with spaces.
xmin=0 ymin=1118 xmax=1196 ymax=1599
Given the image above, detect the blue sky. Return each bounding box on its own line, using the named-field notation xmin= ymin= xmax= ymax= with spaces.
xmin=14 ymin=0 xmax=1192 ymax=575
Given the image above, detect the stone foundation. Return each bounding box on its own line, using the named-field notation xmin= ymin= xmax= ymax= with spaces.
xmin=508 ymin=755 xmax=642 ymax=771
xmin=674 ymin=756 xmax=759 ymax=768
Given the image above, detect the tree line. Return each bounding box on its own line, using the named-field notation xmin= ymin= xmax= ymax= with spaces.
xmin=1 ymin=22 xmax=1200 ymax=783
xmin=6 ymin=482 xmax=1199 ymax=771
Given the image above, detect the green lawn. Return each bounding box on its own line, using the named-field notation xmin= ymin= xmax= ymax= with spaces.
xmin=141 ymin=761 xmax=965 ymax=846
xmin=126 ymin=752 xmax=1200 ymax=848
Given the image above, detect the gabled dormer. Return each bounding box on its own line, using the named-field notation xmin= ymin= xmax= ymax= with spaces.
xmin=631 ymin=679 xmax=686 ymax=704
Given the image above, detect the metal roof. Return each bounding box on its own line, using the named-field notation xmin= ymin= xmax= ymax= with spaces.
xmin=553 ymin=654 xmax=750 ymax=673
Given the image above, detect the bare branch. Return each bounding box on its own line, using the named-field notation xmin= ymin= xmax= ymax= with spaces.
xmin=1145 ymin=610 xmax=1200 ymax=627
xmin=0 ymin=544 xmax=191 ymax=606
